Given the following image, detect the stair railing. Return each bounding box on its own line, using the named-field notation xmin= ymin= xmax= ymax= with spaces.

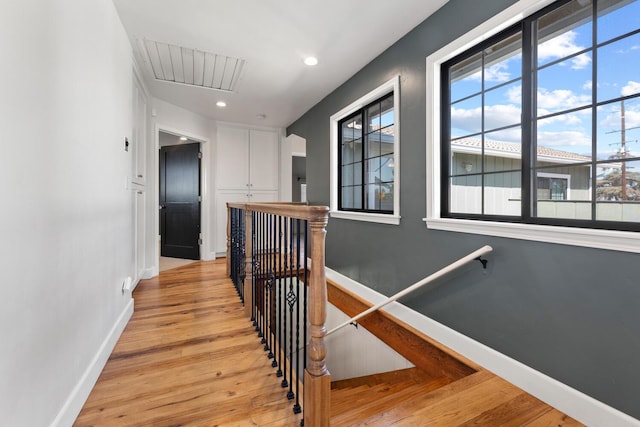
xmin=227 ymin=202 xmax=330 ymax=427
xmin=326 ymin=245 xmax=493 ymax=337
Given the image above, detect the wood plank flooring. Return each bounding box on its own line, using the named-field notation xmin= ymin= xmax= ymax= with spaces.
xmin=76 ymin=259 xmax=582 ymax=426
xmin=75 ymin=259 xmax=302 ymax=426
xmin=330 ymin=368 xmax=582 ymax=426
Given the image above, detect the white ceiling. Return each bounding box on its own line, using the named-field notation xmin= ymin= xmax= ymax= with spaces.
xmin=113 ymin=0 xmax=448 ymax=128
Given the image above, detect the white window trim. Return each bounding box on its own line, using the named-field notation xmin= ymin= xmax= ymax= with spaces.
xmin=424 ymin=0 xmax=640 ymax=254
xmin=330 ymin=75 xmax=401 ymax=225
xmin=537 ymin=172 xmax=571 ymax=200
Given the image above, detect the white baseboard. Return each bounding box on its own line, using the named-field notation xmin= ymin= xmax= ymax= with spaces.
xmin=51 ymin=298 xmax=134 ymax=427
xmin=141 ymin=267 xmax=155 ymax=280
xmin=325 ymin=267 xmax=640 ymax=427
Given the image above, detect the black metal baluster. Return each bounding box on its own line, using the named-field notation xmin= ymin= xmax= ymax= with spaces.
xmin=276 ymin=215 xmax=283 ymax=376
xmin=292 ymin=218 xmax=302 ymax=414
xmin=263 ymin=212 xmax=268 ymax=341
xmin=230 ymin=208 xmax=234 ymax=283
xmin=287 ymin=217 xmax=296 ymax=402
xmin=281 ymin=217 xmax=289 ymax=389
xmin=259 ymin=213 xmax=266 ymax=343
xmin=301 ymin=219 xmax=309 ymax=424
xmin=268 ymin=213 xmax=277 ymax=363
xmin=256 ymin=212 xmax=264 ymax=337
xmin=265 ymin=214 xmax=273 ymax=357
xmin=233 ymin=208 xmax=238 ymax=293
xmin=239 ymin=209 xmax=246 ymax=303
xmin=252 ymin=211 xmax=258 ymax=328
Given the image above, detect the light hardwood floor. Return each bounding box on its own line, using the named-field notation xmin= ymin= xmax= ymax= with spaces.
xmin=75 ymin=259 xmax=303 ymax=426
xmin=76 ymin=259 xmax=582 ymax=426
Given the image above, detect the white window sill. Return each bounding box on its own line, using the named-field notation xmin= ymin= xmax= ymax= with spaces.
xmin=331 ymin=210 xmax=401 ymax=225
xmin=424 ymin=217 xmax=639 ymax=253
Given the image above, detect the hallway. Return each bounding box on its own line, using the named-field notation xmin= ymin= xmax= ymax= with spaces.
xmin=75 ymin=259 xmax=302 ymax=426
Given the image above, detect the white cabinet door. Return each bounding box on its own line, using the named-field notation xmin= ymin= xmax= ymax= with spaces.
xmin=131 ymin=78 xmax=147 ymax=185
xmin=249 ymin=190 xmax=278 ymax=203
xmin=133 ymin=188 xmax=145 ymax=285
xmin=249 ymin=129 xmax=279 ymax=190
xmin=216 ymin=126 xmax=250 ymax=189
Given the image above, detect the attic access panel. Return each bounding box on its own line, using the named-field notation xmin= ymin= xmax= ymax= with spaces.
xmin=141 ymin=39 xmax=245 ymax=92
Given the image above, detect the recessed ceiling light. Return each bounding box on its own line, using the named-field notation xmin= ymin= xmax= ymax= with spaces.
xmin=256 ymin=114 xmax=266 ymax=120
xmin=304 ymin=56 xmax=318 ymax=66
xmin=179 ymin=136 xmax=188 ymax=141
xmin=216 ymin=101 xmax=227 ymax=108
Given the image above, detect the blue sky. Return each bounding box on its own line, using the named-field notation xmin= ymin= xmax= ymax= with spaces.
xmin=450 ymin=0 xmax=640 ymax=160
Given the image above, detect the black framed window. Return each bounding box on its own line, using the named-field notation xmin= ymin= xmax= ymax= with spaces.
xmin=338 ymin=93 xmax=394 ymax=213
xmin=442 ymin=0 xmax=640 ymax=231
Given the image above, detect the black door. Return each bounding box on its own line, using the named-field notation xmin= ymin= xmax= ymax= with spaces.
xmin=159 ymin=143 xmax=200 ymax=260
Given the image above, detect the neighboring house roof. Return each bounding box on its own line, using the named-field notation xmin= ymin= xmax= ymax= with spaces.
xmin=452 ymin=137 xmax=592 ymax=164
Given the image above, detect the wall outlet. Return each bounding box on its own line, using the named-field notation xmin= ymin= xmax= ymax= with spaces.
xmin=122 ymin=277 xmax=132 ymax=294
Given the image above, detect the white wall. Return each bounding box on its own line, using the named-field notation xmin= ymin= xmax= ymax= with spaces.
xmin=282 ymin=134 xmax=307 ymax=203
xmin=0 ymin=0 xmax=135 ymax=425
xmin=326 ymin=304 xmax=414 ymax=381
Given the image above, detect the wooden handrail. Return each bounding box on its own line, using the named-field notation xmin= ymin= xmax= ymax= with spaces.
xmin=226 ymin=201 xmax=331 ymax=427
xmin=326 ymin=245 xmax=493 ymax=337
xmin=227 ymin=201 xmax=328 ymax=221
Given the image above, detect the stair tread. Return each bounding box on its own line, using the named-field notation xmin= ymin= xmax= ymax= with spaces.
xmin=352 ymin=370 xmax=536 ymax=426
xmin=331 ymin=375 xmax=453 ymax=425
xmin=331 ymin=367 xmax=434 ymax=390
xmin=331 ymin=380 xmax=419 ymax=415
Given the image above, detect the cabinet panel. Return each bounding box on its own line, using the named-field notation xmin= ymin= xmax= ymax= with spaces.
xmin=133 ymin=188 xmax=145 ymax=285
xmin=214 ymin=190 xmax=278 ymax=254
xmin=249 ymin=190 xmax=278 ymax=203
xmin=249 ymin=129 xmax=279 ymax=190
xmin=131 ymin=78 xmax=147 ymax=185
xmin=215 ymin=191 xmax=251 ymax=254
xmin=216 ymin=126 xmax=250 ymax=189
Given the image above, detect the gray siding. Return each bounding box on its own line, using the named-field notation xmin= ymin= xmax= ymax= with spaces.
xmin=288 ymin=0 xmax=640 ymax=419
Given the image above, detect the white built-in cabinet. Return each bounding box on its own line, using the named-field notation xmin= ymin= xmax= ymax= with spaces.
xmin=215 ymin=125 xmax=280 ymax=254
xmin=131 ymin=72 xmax=147 ymax=284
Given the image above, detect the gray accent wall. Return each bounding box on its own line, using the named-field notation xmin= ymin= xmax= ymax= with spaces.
xmin=288 ymin=0 xmax=640 ymax=420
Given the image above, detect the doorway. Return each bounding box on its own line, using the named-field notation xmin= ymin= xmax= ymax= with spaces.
xmin=292 ymin=156 xmax=306 ymax=202
xmin=159 ymin=137 xmax=201 ymax=260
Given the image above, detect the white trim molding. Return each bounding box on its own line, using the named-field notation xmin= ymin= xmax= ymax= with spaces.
xmin=425 ymin=0 xmax=639 ymax=254
xmin=153 ymin=124 xmax=214 ymax=275
xmin=51 ymin=299 xmax=134 ymax=427
xmin=325 ymin=266 xmax=640 ymax=427
xmin=330 ymin=75 xmax=401 ymax=225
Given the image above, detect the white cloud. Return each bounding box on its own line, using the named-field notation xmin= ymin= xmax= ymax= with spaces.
xmin=538 ymin=130 xmax=592 ymax=147
xmin=487 ymin=127 xmax=522 ymax=142
xmin=583 ymin=80 xmax=593 ymax=90
xmin=466 ymin=62 xmax=511 ymax=83
xmin=451 ymin=104 xmax=521 ymax=137
xmin=485 ymin=104 xmax=521 ymax=129
xmin=507 ymin=85 xmax=521 ymax=104
xmin=484 ymin=63 xmax=511 ymax=83
xmin=570 ymin=53 xmax=591 ymax=70
xmin=600 ymin=104 xmax=640 ymax=129
xmin=537 ymin=110 xmax=586 ymax=128
xmin=538 ymin=31 xmax=591 ymax=70
xmin=625 ymin=109 xmax=640 ymax=128
xmin=451 ymin=106 xmax=482 ymax=134
xmin=621 ymin=81 xmax=640 ymax=97
xmin=537 ymin=88 xmax=591 ymax=111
